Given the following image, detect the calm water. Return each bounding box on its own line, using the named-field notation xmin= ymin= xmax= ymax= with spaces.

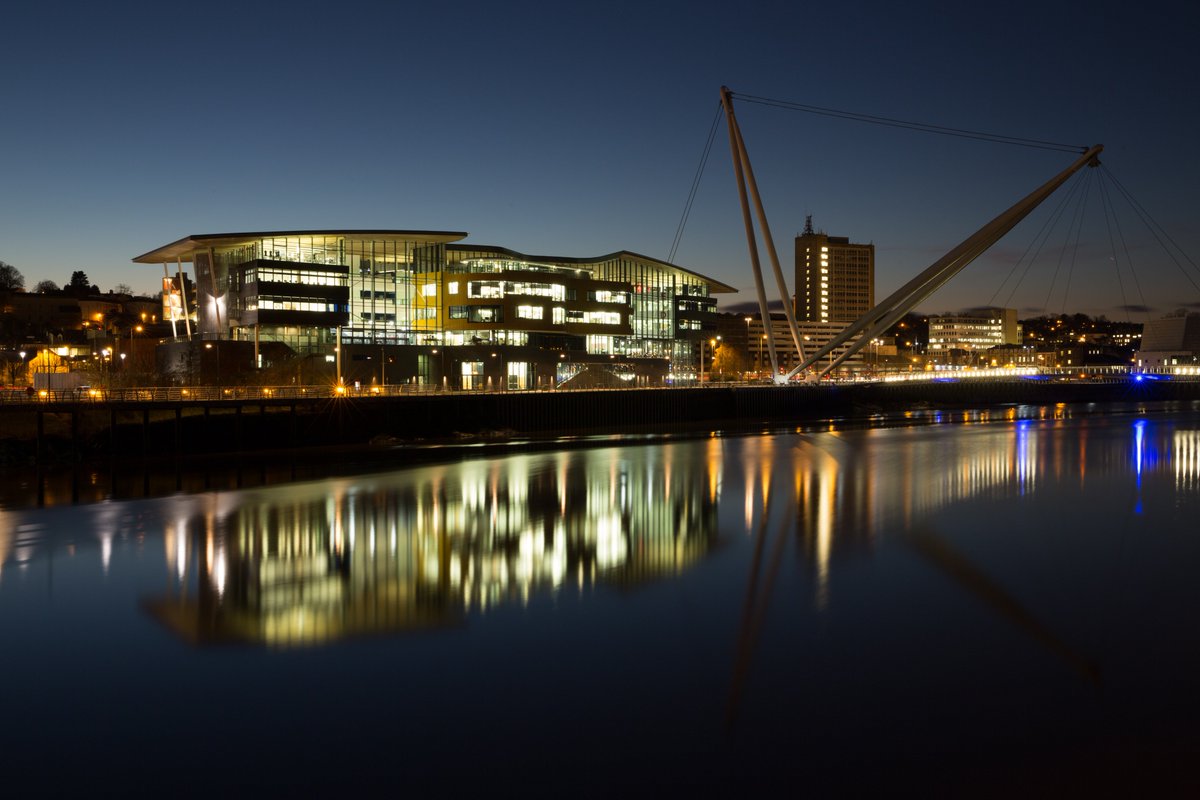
xmin=3 ymin=408 xmax=1200 ymax=794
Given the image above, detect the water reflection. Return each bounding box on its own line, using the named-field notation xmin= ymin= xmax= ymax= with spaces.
xmin=732 ymin=414 xmax=1200 ymax=613
xmin=144 ymin=448 xmax=720 ymax=646
xmin=4 ymin=413 xmax=1200 ymax=647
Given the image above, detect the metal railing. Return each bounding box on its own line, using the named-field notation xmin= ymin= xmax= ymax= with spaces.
xmin=3 ymin=366 xmax=1194 ymax=405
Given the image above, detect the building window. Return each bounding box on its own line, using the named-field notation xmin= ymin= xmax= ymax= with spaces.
xmin=588 ymin=289 xmax=629 ymax=304
xmin=507 ymin=281 xmax=566 ymax=300
xmin=516 ymin=305 xmax=544 ymax=320
xmin=507 ymin=361 xmax=528 ymax=390
xmin=461 ymin=361 xmax=485 ymax=391
xmin=468 ymin=281 xmax=503 ymax=299
xmin=468 ymin=306 xmax=503 ymax=323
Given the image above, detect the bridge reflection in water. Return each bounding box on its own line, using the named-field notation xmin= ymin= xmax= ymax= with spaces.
xmin=144 ymin=447 xmax=721 ymax=646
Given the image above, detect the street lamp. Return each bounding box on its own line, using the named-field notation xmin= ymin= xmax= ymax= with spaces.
xmin=744 ymin=317 xmax=753 ymax=381
xmin=18 ymin=350 xmax=25 ymax=386
xmin=205 ymin=342 xmax=221 ymax=395
xmin=129 ymin=324 xmax=143 ymax=368
xmin=702 ymin=335 xmax=720 ymax=383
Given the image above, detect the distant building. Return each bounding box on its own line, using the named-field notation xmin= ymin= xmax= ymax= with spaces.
xmin=986 ymin=344 xmax=1046 ymax=369
xmin=1135 ymin=309 xmax=1200 ymax=369
xmin=794 ymin=217 xmax=874 ymax=324
xmin=927 ymin=308 xmax=1020 ymax=359
xmin=747 ymin=313 xmax=866 ymax=376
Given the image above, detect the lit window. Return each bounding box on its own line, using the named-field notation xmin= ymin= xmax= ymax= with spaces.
xmin=516 ymin=305 xmax=544 ymax=320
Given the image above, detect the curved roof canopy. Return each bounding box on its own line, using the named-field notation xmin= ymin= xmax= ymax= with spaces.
xmin=447 ymin=243 xmax=737 ymax=293
xmin=132 ymin=230 xmax=469 ymax=264
xmin=133 ymin=229 xmax=736 ymax=293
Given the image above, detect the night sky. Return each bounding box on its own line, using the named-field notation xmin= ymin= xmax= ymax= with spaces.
xmin=2 ymin=0 xmax=1196 ymax=318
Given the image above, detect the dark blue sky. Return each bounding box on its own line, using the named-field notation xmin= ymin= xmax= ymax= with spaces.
xmin=2 ymin=0 xmax=1196 ymax=317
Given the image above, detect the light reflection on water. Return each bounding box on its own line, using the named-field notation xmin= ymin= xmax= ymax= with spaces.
xmin=142 ymin=449 xmax=719 ymax=646
xmin=3 ymin=411 xmax=1200 ymax=792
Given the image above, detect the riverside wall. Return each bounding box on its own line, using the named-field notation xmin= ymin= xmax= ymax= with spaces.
xmin=3 ymin=379 xmax=1200 ymax=467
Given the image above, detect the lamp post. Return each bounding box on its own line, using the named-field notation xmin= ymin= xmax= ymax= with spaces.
xmin=129 ymin=325 xmax=142 ymax=371
xmin=759 ymin=334 xmax=766 ymax=380
xmin=204 ymin=342 xmax=220 ymax=396
xmin=702 ymin=336 xmax=720 ymax=383
xmin=18 ymin=350 xmax=25 ymax=387
xmin=744 ymin=317 xmax=752 ymax=381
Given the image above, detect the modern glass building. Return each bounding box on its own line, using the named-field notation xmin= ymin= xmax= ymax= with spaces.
xmin=134 ymin=230 xmax=734 ymax=387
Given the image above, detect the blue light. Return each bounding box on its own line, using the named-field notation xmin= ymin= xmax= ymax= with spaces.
xmin=1134 ymin=419 xmax=1146 ymax=478
xmin=1135 ymin=374 xmax=1144 ymax=382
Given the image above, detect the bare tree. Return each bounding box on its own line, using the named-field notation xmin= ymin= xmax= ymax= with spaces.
xmin=113 ymin=282 xmax=134 ymax=296
xmin=0 ymin=261 xmax=25 ymax=292
xmin=34 ymin=279 xmax=59 ymax=293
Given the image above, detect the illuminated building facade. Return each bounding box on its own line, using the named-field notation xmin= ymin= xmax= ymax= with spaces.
xmin=133 ymin=231 xmax=733 ymax=387
xmin=748 ymin=313 xmax=865 ymax=376
xmin=927 ymin=307 xmax=1020 ymax=356
xmin=794 ymin=216 xmax=875 ymax=324
xmin=1136 ymin=309 xmax=1200 ymax=369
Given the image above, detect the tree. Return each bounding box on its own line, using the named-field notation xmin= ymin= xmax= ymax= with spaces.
xmin=113 ymin=283 xmax=133 ymax=296
xmin=33 ymin=279 xmax=59 ymax=293
xmin=66 ymin=270 xmax=92 ymax=296
xmin=0 ymin=261 xmax=25 ymax=292
xmin=711 ymin=343 xmax=747 ymax=381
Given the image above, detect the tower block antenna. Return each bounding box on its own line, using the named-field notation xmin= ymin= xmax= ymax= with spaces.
xmin=792 ymin=144 xmax=1104 ymax=379
xmin=720 ymin=86 xmax=805 ymax=383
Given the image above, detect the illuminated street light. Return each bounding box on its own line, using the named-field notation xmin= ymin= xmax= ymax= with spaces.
xmin=204 ymin=342 xmax=221 ymax=394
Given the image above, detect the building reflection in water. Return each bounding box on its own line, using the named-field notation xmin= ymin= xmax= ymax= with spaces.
xmin=1177 ymin=429 xmax=1200 ymax=491
xmin=146 ymin=447 xmax=719 ymax=647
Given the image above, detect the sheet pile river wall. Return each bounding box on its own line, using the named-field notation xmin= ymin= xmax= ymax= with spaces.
xmin=2 ymin=380 xmax=1199 ymax=465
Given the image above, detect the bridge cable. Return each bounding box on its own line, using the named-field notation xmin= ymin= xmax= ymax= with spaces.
xmin=989 ymin=170 xmax=1087 ymax=310
xmin=1058 ymin=168 xmax=1095 ymax=315
xmin=1040 ymin=170 xmax=1093 ymax=314
xmin=1099 ymin=166 xmax=1200 ymax=295
xmin=731 ymin=92 xmax=1090 ymax=154
xmin=668 ymin=102 xmax=723 ymax=265
xmin=1096 ymin=172 xmax=1143 ymax=324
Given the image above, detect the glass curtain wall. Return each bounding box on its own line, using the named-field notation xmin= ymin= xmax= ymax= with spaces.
xmin=216 ymin=235 xmax=450 ymax=350
xmin=445 ymin=248 xmax=715 ymax=366
xmin=593 ymin=256 xmax=694 ymax=360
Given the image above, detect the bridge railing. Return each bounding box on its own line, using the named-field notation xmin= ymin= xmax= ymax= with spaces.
xmin=4 ymin=367 xmax=1195 ymax=404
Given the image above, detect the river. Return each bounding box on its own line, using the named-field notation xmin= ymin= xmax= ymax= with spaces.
xmin=2 ymin=405 xmax=1199 ymax=794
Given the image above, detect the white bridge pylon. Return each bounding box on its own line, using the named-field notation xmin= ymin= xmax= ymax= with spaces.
xmin=719 ymin=85 xmax=1103 ymax=381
